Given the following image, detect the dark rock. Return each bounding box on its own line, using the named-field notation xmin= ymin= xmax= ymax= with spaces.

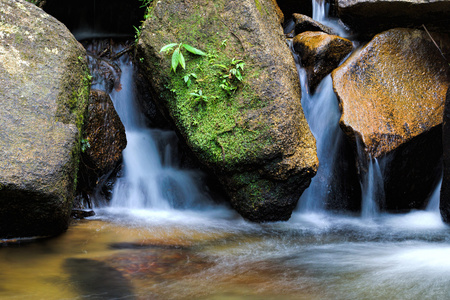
xmin=293 ymin=13 xmax=335 ymax=35
xmin=76 ymin=90 xmax=126 ymax=206
xmin=64 ymin=258 xmax=136 ymax=299
xmin=336 ymin=0 xmax=450 ymax=38
xmin=0 ymin=0 xmax=90 ymax=238
xmin=332 ymin=28 xmax=449 ymax=211
xmin=136 ymin=0 xmax=318 ymax=221
xmin=70 ymin=209 xmax=95 ymax=219
xmin=441 ymin=88 xmax=450 ymax=222
xmin=293 ymin=31 xmax=352 ymax=92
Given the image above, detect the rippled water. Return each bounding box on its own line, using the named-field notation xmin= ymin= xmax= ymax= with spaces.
xmin=1 ymin=209 xmax=450 ymax=299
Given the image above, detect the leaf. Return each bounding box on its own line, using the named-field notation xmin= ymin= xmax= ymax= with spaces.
xmin=172 ymin=48 xmax=181 ymax=72
xmin=179 ymin=51 xmax=186 ymax=69
xmin=160 ymin=43 xmax=178 ymax=53
xmin=182 ymin=44 xmax=207 ymax=56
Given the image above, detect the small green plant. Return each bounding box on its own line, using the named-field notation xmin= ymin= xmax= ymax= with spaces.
xmin=215 ymin=58 xmax=245 ymax=95
xmin=160 ymin=43 xmax=207 ymax=73
xmin=183 ymin=73 xmax=198 ymax=87
xmin=190 ymin=89 xmax=208 ymax=103
xmin=80 ymin=138 xmax=90 ymax=153
xmin=134 ymin=0 xmax=153 ymax=44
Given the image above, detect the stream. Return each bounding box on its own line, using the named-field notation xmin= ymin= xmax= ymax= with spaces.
xmin=1 ymin=0 xmax=449 ymax=299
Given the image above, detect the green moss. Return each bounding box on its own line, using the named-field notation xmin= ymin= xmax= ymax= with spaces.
xmin=255 ymin=0 xmax=262 ymax=13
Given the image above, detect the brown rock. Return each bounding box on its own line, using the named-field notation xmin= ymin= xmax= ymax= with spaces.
xmin=84 ymin=90 xmax=126 ymax=174
xmin=293 ymin=13 xmax=335 ymax=35
xmin=77 ymin=90 xmax=126 ymax=202
xmin=293 ymin=31 xmax=353 ymax=92
xmin=332 ymin=28 xmax=449 ymax=210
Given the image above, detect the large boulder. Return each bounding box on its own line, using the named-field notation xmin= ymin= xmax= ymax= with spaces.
xmin=136 ymin=0 xmax=318 ymax=221
xmin=332 ymin=28 xmax=449 ymax=211
xmin=293 ymin=31 xmax=353 ymax=92
xmin=0 ymin=0 xmax=90 ymax=237
xmin=336 ymin=0 xmax=450 ymax=37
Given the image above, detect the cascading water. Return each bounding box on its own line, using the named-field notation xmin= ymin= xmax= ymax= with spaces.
xmin=108 ymin=57 xmax=212 ymax=211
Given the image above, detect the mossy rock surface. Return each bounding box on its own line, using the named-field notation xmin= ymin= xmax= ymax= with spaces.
xmin=0 ymin=0 xmax=90 ymax=237
xmin=137 ymin=0 xmax=318 ymax=221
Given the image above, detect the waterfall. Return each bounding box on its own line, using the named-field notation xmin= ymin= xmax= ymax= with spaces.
xmin=108 ymin=57 xmax=210 ymax=210
xmin=360 ymin=157 xmax=384 ymax=218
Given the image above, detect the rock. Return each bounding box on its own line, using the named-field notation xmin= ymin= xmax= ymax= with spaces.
xmin=336 ymin=0 xmax=450 ymax=37
xmin=441 ymin=88 xmax=450 ymax=223
xmin=0 ymin=0 xmax=90 ymax=238
xmin=71 ymin=209 xmax=95 ymax=219
xmin=136 ymin=0 xmax=318 ymax=221
xmin=332 ymin=28 xmax=449 ymax=211
xmin=293 ymin=13 xmax=335 ymax=35
xmin=293 ymin=31 xmax=353 ymax=92
xmin=77 ymin=90 xmax=126 ymax=203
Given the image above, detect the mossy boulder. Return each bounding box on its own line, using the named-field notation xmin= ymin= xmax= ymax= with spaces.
xmin=336 ymin=0 xmax=450 ymax=37
xmin=136 ymin=0 xmax=318 ymax=221
xmin=332 ymin=28 xmax=449 ymax=211
xmin=293 ymin=31 xmax=352 ymax=92
xmin=0 ymin=0 xmax=90 ymax=238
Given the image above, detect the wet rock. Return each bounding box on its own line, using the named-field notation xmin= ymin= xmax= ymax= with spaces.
xmin=441 ymin=88 xmax=450 ymax=223
xmin=136 ymin=0 xmax=318 ymax=221
xmin=336 ymin=0 xmax=450 ymax=37
xmin=293 ymin=31 xmax=352 ymax=92
xmin=332 ymin=28 xmax=449 ymax=210
xmin=293 ymin=13 xmax=335 ymax=35
xmin=70 ymin=209 xmax=95 ymax=219
xmin=77 ymin=90 xmax=126 ymax=204
xmin=0 ymin=0 xmax=90 ymax=238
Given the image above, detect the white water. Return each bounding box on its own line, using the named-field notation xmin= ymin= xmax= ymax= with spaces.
xmin=107 ymin=58 xmax=214 ymax=213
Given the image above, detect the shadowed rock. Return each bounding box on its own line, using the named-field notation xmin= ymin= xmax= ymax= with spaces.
xmin=336 ymin=0 xmax=450 ymax=37
xmin=293 ymin=13 xmax=335 ymax=35
xmin=64 ymin=258 xmax=135 ymax=299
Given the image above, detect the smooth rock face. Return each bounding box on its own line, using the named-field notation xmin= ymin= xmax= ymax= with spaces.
xmin=293 ymin=31 xmax=352 ymax=92
xmin=337 ymin=0 xmax=450 ymax=36
xmin=333 ymin=28 xmax=449 ymax=210
xmin=0 ymin=0 xmax=90 ymax=237
xmin=137 ymin=0 xmax=318 ymax=221
xmin=77 ymin=90 xmax=126 ymax=201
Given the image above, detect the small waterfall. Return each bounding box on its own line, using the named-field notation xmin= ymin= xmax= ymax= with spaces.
xmin=108 ymin=57 xmax=210 ymax=210
xmin=360 ymin=156 xmax=385 ymax=218
xmin=297 ymin=73 xmax=343 ymax=211
xmin=426 ymin=175 xmax=442 ymax=212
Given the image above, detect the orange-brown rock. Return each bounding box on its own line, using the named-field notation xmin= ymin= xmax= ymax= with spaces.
xmin=333 ymin=28 xmax=449 ymax=210
xmin=293 ymin=31 xmax=352 ymax=92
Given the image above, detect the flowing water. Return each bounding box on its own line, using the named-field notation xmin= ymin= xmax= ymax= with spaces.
xmin=1 ymin=1 xmax=450 ymax=299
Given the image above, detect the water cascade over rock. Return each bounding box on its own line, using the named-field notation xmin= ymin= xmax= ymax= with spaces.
xmin=0 ymin=0 xmax=90 ymax=237
xmin=293 ymin=31 xmax=353 ymax=92
xmin=135 ymin=0 xmax=319 ymax=221
xmin=332 ymin=28 xmax=449 ymax=211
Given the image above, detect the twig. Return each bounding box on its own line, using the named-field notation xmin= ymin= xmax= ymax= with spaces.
xmin=422 ymin=24 xmax=448 ymax=63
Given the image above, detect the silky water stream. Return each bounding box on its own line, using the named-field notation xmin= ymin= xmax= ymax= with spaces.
xmin=1 ymin=3 xmax=450 ymax=300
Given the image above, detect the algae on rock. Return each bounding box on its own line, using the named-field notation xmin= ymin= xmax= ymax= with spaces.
xmin=136 ymin=0 xmax=318 ymax=221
